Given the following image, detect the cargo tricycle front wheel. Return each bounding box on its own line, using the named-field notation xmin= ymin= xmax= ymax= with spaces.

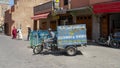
xmin=33 ymin=45 xmax=43 ymax=54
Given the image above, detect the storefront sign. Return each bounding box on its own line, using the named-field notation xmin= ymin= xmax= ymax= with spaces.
xmin=57 ymin=24 xmax=87 ymax=45
xmin=53 ymin=0 xmax=60 ymax=10
xmin=55 ymin=0 xmax=59 ymax=3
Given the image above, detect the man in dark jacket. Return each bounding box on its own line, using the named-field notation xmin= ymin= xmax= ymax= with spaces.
xmin=27 ymin=27 xmax=31 ymax=40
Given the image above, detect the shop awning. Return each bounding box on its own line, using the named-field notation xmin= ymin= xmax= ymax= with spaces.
xmin=93 ymin=1 xmax=120 ymax=14
xmin=67 ymin=7 xmax=92 ymax=15
xmin=31 ymin=13 xmax=49 ymax=20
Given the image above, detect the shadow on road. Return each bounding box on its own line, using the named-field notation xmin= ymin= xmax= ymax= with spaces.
xmin=87 ymin=41 xmax=120 ymax=49
xmin=33 ymin=50 xmax=83 ymax=56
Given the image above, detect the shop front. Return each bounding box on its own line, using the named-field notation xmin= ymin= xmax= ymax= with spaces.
xmin=58 ymin=14 xmax=73 ymax=25
xmin=93 ymin=1 xmax=120 ymax=37
xmin=31 ymin=12 xmax=50 ymax=30
xmin=39 ymin=15 xmax=59 ymax=31
xmin=32 ymin=1 xmax=57 ymax=31
xmin=110 ymin=14 xmax=120 ymax=34
xmin=67 ymin=7 xmax=93 ymax=40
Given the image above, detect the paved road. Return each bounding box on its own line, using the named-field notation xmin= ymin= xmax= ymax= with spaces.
xmin=0 ymin=35 xmax=120 ymax=68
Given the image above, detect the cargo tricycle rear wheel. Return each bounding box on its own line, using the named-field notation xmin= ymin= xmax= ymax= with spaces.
xmin=66 ymin=46 xmax=77 ymax=56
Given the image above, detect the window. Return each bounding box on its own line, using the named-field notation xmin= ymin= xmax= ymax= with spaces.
xmin=88 ymin=16 xmax=91 ymax=19
xmin=77 ymin=16 xmax=79 ymax=20
xmin=64 ymin=0 xmax=68 ymax=5
xmin=80 ymin=17 xmax=83 ymax=19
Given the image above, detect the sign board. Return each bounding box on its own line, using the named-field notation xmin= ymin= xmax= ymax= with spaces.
xmin=57 ymin=24 xmax=87 ymax=46
xmin=53 ymin=0 xmax=59 ymax=10
xmin=0 ymin=0 xmax=9 ymax=4
xmin=55 ymin=0 xmax=59 ymax=3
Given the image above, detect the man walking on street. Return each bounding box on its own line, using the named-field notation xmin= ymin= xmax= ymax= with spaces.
xmin=27 ymin=27 xmax=31 ymax=41
xmin=17 ymin=28 xmax=23 ymax=40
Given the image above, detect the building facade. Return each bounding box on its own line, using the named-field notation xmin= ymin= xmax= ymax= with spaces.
xmin=4 ymin=0 xmax=50 ymax=36
xmin=59 ymin=0 xmax=120 ymax=41
xmin=32 ymin=1 xmax=57 ymax=31
xmin=32 ymin=0 xmax=120 ymax=41
xmin=0 ymin=3 xmax=9 ymax=28
xmin=92 ymin=0 xmax=120 ymax=41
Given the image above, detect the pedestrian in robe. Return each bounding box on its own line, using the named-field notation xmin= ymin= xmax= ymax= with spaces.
xmin=17 ymin=28 xmax=23 ymax=40
xmin=12 ymin=26 xmax=17 ymax=39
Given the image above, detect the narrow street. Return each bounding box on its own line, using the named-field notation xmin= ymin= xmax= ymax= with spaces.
xmin=0 ymin=34 xmax=120 ymax=68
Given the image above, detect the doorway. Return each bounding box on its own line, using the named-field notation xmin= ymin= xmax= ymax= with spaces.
xmin=76 ymin=15 xmax=92 ymax=40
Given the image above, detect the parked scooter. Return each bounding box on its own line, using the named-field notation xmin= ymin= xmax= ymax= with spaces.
xmin=97 ymin=34 xmax=120 ymax=48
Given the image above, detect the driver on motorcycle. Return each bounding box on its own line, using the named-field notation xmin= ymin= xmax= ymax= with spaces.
xmin=44 ymin=28 xmax=55 ymax=43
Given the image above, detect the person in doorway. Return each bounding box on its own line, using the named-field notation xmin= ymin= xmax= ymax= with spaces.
xmin=17 ymin=28 xmax=23 ymax=40
xmin=27 ymin=27 xmax=31 ymax=41
xmin=12 ymin=26 xmax=17 ymax=39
